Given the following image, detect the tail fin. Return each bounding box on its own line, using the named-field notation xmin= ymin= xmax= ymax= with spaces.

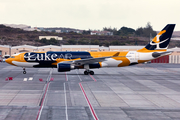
xmin=137 ymin=24 xmax=175 ymax=52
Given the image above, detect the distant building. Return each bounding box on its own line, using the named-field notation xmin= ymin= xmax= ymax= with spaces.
xmin=171 ymin=38 xmax=180 ymax=40
xmin=37 ymin=27 xmax=44 ymax=31
xmin=91 ymin=31 xmax=113 ymax=36
xmin=39 ymin=36 xmax=63 ymax=40
xmin=61 ymin=45 xmax=99 ymax=51
xmin=0 ymin=45 xmax=100 ymax=56
xmin=75 ymin=30 xmax=83 ymax=34
xmin=55 ymin=30 xmax=61 ymax=33
xmin=43 ymin=28 xmax=83 ymax=34
xmin=109 ymin=46 xmax=144 ymax=51
xmin=0 ymin=45 xmax=10 ymax=56
xmin=3 ymin=24 xmax=31 ymax=29
xmin=3 ymin=24 xmax=41 ymax=31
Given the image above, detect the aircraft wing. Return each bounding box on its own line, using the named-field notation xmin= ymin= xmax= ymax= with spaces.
xmin=63 ymin=52 xmax=120 ymax=66
xmin=71 ymin=56 xmax=110 ymax=66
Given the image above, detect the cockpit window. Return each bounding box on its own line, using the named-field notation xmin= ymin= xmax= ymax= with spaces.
xmin=11 ymin=56 xmax=15 ymax=58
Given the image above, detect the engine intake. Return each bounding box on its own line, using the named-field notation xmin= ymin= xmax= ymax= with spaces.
xmin=57 ymin=63 xmax=74 ymax=72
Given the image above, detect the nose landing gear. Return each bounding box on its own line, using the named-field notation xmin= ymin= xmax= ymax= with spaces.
xmin=23 ymin=68 xmax=26 ymax=74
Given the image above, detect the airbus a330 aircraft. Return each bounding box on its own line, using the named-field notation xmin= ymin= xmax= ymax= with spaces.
xmin=6 ymin=24 xmax=175 ymax=75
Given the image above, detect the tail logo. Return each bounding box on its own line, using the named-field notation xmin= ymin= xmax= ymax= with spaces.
xmin=150 ymin=30 xmax=169 ymax=49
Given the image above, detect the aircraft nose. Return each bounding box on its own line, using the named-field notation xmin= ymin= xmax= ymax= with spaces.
xmin=5 ymin=58 xmax=12 ymax=64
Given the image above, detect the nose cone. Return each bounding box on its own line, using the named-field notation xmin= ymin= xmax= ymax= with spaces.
xmin=5 ymin=58 xmax=12 ymax=65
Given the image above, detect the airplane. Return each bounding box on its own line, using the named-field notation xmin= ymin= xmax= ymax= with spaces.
xmin=5 ymin=24 xmax=175 ymax=75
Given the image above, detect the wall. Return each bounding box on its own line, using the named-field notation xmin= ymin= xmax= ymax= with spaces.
xmin=151 ymin=56 xmax=169 ymax=63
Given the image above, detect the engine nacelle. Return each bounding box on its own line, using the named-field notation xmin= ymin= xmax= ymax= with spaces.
xmin=57 ymin=63 xmax=74 ymax=72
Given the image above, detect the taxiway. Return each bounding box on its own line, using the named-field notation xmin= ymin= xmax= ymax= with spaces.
xmin=1 ymin=63 xmax=180 ymax=120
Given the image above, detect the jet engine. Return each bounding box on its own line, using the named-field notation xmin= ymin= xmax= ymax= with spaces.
xmin=57 ymin=63 xmax=74 ymax=72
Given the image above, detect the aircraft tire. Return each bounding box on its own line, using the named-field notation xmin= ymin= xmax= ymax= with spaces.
xmin=89 ymin=71 xmax=94 ymax=75
xmin=84 ymin=71 xmax=88 ymax=75
xmin=23 ymin=71 xmax=26 ymax=74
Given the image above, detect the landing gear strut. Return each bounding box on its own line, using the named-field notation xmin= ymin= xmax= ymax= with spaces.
xmin=84 ymin=70 xmax=94 ymax=75
xmin=84 ymin=64 xmax=94 ymax=75
xmin=23 ymin=68 xmax=26 ymax=74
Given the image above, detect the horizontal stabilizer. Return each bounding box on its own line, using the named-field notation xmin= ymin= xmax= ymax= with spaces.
xmin=152 ymin=51 xmax=173 ymax=58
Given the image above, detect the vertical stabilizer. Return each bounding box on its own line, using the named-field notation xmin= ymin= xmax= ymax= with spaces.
xmin=137 ymin=24 xmax=175 ymax=52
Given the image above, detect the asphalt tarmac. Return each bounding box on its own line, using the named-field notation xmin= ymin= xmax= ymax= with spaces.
xmin=1 ymin=62 xmax=180 ymax=120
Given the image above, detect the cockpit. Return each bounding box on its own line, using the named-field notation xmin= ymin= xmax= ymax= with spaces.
xmin=10 ymin=56 xmax=15 ymax=58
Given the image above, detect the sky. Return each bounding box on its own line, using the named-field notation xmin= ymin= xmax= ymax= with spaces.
xmin=0 ymin=0 xmax=180 ymax=31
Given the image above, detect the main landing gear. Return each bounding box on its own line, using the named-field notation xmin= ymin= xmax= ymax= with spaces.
xmin=84 ymin=70 xmax=94 ymax=75
xmin=83 ymin=64 xmax=94 ymax=75
xmin=23 ymin=68 xmax=26 ymax=74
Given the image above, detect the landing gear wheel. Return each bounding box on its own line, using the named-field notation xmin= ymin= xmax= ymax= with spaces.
xmin=84 ymin=71 xmax=88 ymax=75
xmin=84 ymin=70 xmax=94 ymax=75
xmin=23 ymin=68 xmax=26 ymax=74
xmin=23 ymin=71 xmax=26 ymax=74
xmin=89 ymin=71 xmax=94 ymax=75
